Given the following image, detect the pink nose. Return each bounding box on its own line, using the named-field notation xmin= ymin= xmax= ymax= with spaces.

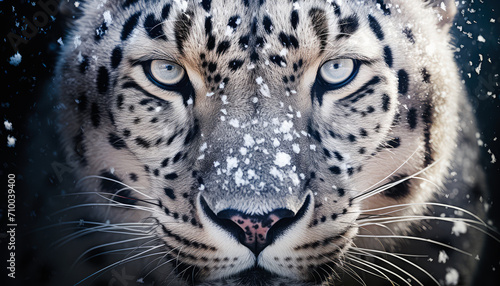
xmin=230 ymin=214 xmax=281 ymax=246
xmin=216 ymin=209 xmax=295 ymax=254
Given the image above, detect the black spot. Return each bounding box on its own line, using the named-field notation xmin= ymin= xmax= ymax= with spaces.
xmin=99 ymin=171 xmax=137 ymax=205
xmin=348 ymin=134 xmax=356 ymax=142
xmin=184 ymin=123 xmax=200 ymax=145
xmin=386 ymin=137 xmax=401 ymax=148
xmin=263 ymin=15 xmax=273 ymax=34
xmin=381 ymin=94 xmax=390 ymax=112
xmin=97 ymin=66 xmax=109 ymax=94
xmin=407 ymin=108 xmax=418 ymax=129
xmin=201 ymin=0 xmax=211 ymax=12
xmin=307 ymin=124 xmax=322 ymax=143
xmin=422 ymin=103 xmax=433 ymax=166
xmin=111 ymin=46 xmax=122 ymax=69
xmin=375 ymin=0 xmax=391 ymax=15
xmin=144 ymin=14 xmax=167 ymax=40
xmin=421 ymin=68 xmax=431 ymax=83
xmin=383 ymin=46 xmax=393 ymax=68
xmin=123 ymin=0 xmax=139 ymax=8
xmin=91 ymin=102 xmax=100 ymax=127
xmin=338 ymin=76 xmax=381 ymax=105
xmin=337 ymin=188 xmax=345 ymax=196
xmin=121 ymin=12 xmax=142 ymax=41
xmin=129 ymin=173 xmax=138 ymax=182
xmin=173 ymin=152 xmax=183 ymax=163
xmin=140 ymin=98 xmax=154 ymax=106
xmin=256 ymin=37 xmax=264 ymax=47
xmin=331 ymin=213 xmax=338 ymax=220
xmin=214 ymin=74 xmax=221 ymax=83
xmin=164 ymin=173 xmax=179 ymax=180
xmin=269 ymin=55 xmax=287 ymax=67
xmin=329 ymin=166 xmax=341 ymax=175
xmin=207 ymin=35 xmax=216 ymax=50
xmin=328 ymin=130 xmax=337 ymax=139
xmin=135 ymin=137 xmax=150 ymax=148
xmin=229 ymin=59 xmax=244 ymax=71
xmin=337 ymin=15 xmax=359 ymax=39
xmin=250 ymin=51 xmax=259 ymax=62
xmin=402 ymin=27 xmax=415 ymax=44
xmin=108 ymin=132 xmax=127 ymax=149
xmin=153 ymin=169 xmax=160 ymax=176
xmin=164 ymin=188 xmax=176 ymax=200
xmin=79 ymin=55 xmax=89 ymax=74
xmin=77 ymin=93 xmax=88 ymax=112
xmin=323 ymin=148 xmax=331 ymax=158
xmin=358 ymin=147 xmax=366 ymax=154
xmin=283 ymin=76 xmax=289 ymax=83
xmin=333 ymin=151 xmax=343 ymax=161
xmin=216 ymin=41 xmax=231 ymax=55
xmin=278 ymin=32 xmax=299 ymax=49
xmin=174 ymin=11 xmax=193 ymax=55
xmin=227 ymin=15 xmax=241 ymax=30
xmin=383 ymin=174 xmax=411 ymax=199
xmin=94 ymin=21 xmax=108 ymax=41
xmin=204 ymin=17 xmax=212 ymax=35
xmin=331 ymin=1 xmax=341 ymax=16
xmin=360 ymin=128 xmax=368 ymax=137
xmin=161 ymin=3 xmax=171 ymax=20
xmin=367 ymin=15 xmax=384 ymax=41
xmin=208 ymin=62 xmax=217 ymax=73
xmin=243 ymin=0 xmax=249 ymax=6
xmin=309 ymin=8 xmax=328 ymax=50
xmin=397 ymin=69 xmax=409 ymax=95
xmin=291 ymin=10 xmax=299 ymax=29
xmin=123 ymin=129 xmax=131 ymax=137
xmin=251 ymin=17 xmax=258 ymax=35
xmin=239 ymin=35 xmax=249 ymax=50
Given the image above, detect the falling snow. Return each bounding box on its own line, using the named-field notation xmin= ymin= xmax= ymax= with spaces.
xmin=9 ymin=52 xmax=22 ymax=66
xmin=7 ymin=135 xmax=16 ymax=147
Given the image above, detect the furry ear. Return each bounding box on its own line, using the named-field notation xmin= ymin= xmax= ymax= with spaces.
xmin=424 ymin=0 xmax=458 ymax=30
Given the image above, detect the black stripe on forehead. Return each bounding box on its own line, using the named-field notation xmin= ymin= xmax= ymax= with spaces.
xmin=308 ymin=8 xmax=328 ymax=51
xmin=174 ymin=11 xmax=194 ymax=55
xmin=337 ymin=15 xmax=359 ymax=39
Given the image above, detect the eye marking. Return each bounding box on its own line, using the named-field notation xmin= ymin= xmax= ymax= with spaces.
xmin=143 ymin=60 xmax=187 ymax=89
xmin=318 ymin=59 xmax=360 ymax=89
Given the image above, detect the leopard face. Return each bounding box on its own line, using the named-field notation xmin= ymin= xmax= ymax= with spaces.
xmin=56 ymin=0 xmax=464 ymax=284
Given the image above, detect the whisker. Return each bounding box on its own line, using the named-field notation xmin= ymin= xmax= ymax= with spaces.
xmin=78 ymin=175 xmax=154 ymax=199
xmin=348 ymin=248 xmax=425 ymax=286
xmin=346 ymin=254 xmax=400 ymax=286
xmin=351 ymin=247 xmax=439 ymax=285
xmin=356 ymin=234 xmax=472 ymax=256
xmin=74 ymin=244 xmax=164 ymax=286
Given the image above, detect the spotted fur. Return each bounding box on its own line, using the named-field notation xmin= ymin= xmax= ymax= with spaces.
xmin=54 ymin=0 xmax=485 ymax=285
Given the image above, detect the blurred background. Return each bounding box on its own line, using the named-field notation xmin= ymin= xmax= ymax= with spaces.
xmin=0 ymin=0 xmax=499 ymax=285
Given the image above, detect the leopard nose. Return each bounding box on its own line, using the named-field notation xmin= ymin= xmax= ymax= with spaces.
xmin=199 ymin=196 xmax=304 ymax=255
xmin=216 ymin=209 xmax=295 ymax=255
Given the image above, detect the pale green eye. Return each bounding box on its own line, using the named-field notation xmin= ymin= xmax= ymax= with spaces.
xmin=319 ymin=59 xmax=358 ymax=87
xmin=149 ymin=60 xmax=185 ymax=86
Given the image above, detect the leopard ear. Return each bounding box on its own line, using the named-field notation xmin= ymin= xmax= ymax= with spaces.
xmin=424 ymin=0 xmax=457 ymax=30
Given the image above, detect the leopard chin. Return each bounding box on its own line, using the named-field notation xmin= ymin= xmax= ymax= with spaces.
xmin=37 ymin=0 xmax=494 ymax=285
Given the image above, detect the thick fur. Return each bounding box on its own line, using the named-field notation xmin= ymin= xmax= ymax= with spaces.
xmin=53 ymin=0 xmax=485 ymax=285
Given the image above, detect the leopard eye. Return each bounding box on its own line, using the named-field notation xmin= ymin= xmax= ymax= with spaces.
xmin=145 ymin=60 xmax=186 ymax=88
xmin=318 ymin=59 xmax=359 ymax=89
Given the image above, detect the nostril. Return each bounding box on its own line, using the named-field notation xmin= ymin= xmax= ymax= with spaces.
xmin=217 ymin=209 xmax=294 ymax=254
